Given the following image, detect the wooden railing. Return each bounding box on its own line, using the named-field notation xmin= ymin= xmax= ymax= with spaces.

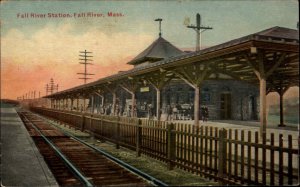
xmin=31 ymin=107 xmax=299 ymax=185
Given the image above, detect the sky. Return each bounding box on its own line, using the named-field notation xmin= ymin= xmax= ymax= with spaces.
xmin=0 ymin=0 xmax=299 ymax=102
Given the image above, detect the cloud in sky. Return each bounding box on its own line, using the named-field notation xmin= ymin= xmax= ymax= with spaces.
xmin=1 ymin=22 xmax=154 ymax=99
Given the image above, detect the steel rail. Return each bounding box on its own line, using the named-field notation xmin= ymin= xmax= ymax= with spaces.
xmin=20 ymin=113 xmax=93 ymax=187
xmin=35 ymin=112 xmax=169 ymax=187
xmin=71 ymin=136 xmax=169 ymax=187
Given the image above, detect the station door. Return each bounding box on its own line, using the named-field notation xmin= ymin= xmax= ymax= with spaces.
xmin=220 ymin=93 xmax=231 ymax=119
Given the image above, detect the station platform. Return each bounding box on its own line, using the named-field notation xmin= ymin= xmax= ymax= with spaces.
xmin=0 ymin=104 xmax=58 ymax=186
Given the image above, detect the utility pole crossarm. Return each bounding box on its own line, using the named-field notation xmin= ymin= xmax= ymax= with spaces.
xmin=187 ymin=13 xmax=213 ymax=51
xmin=77 ymin=49 xmax=94 ymax=84
xmin=77 ymin=73 xmax=95 ymax=75
xmin=79 ymin=58 xmax=93 ymax=61
xmin=79 ymin=51 xmax=92 ymax=53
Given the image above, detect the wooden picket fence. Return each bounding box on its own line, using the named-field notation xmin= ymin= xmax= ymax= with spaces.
xmin=31 ymin=107 xmax=299 ymax=185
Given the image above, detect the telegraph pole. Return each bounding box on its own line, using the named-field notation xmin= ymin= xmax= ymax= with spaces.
xmin=187 ymin=13 xmax=212 ymax=51
xmin=49 ymin=78 xmax=54 ymax=94
xmin=45 ymin=78 xmax=59 ymax=95
xmin=77 ymin=50 xmax=94 ymax=84
xmin=45 ymin=84 xmax=49 ymax=96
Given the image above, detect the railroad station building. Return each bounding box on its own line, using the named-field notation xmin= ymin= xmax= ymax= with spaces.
xmin=93 ymin=36 xmax=259 ymax=121
xmin=45 ymin=26 xmax=299 ymax=137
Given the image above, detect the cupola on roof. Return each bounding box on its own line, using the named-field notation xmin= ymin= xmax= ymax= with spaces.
xmin=127 ymin=36 xmax=184 ymax=65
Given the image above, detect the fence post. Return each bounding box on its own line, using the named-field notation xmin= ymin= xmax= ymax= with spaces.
xmin=100 ymin=115 xmax=105 ymax=143
xmin=218 ymin=128 xmax=227 ymax=184
xmin=90 ymin=114 xmax=96 ymax=144
xmin=287 ymin=135 xmax=293 ymax=185
xmin=136 ymin=119 xmax=142 ymax=157
xmin=167 ymin=123 xmax=176 ymax=170
xmin=115 ymin=116 xmax=120 ymax=149
xmin=81 ymin=114 xmax=85 ymax=132
xmin=89 ymin=114 xmax=92 ymax=131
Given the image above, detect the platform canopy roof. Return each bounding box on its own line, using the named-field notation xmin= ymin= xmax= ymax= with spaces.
xmin=45 ymin=26 xmax=299 ymax=98
xmin=127 ymin=36 xmax=184 ymax=65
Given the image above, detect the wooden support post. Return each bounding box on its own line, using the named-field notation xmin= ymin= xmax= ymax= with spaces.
xmin=77 ymin=98 xmax=79 ymax=111
xmin=112 ymin=92 xmax=116 ymax=115
xmin=64 ymin=98 xmax=67 ymax=110
xmin=66 ymin=98 xmax=68 ymax=110
xmin=247 ymin=52 xmax=287 ymax=138
xmin=156 ymin=89 xmax=161 ymax=120
xmin=83 ymin=98 xmax=86 ymax=112
xmin=101 ymin=96 xmax=104 ymax=106
xmin=62 ymin=99 xmax=67 ymax=110
xmin=279 ymin=92 xmax=284 ymax=126
xmin=91 ymin=95 xmax=95 ymax=114
xmin=259 ymin=78 xmax=267 ymax=139
xmin=119 ymin=84 xmax=137 ymax=117
xmin=71 ymin=98 xmax=74 ymax=111
xmin=218 ymin=128 xmax=227 ymax=184
xmin=167 ymin=123 xmax=176 ymax=170
xmin=131 ymin=93 xmax=136 ymax=117
xmin=146 ymin=73 xmax=173 ymax=121
xmin=94 ymin=92 xmax=105 ymax=113
xmin=136 ymin=119 xmax=142 ymax=157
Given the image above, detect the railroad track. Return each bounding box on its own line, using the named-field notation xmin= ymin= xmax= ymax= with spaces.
xmin=18 ymin=110 xmax=167 ymax=186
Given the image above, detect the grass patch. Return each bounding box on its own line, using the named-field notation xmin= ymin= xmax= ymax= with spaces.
xmin=84 ymin=138 xmax=218 ymax=186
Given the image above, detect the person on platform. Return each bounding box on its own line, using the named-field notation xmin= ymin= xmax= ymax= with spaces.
xmin=172 ymin=105 xmax=178 ymax=120
xmin=190 ymin=103 xmax=194 ymax=120
xmin=201 ymin=106 xmax=209 ymax=122
xmin=204 ymin=106 xmax=209 ymax=122
xmin=115 ymin=104 xmax=120 ymax=116
xmin=133 ymin=105 xmax=137 ymax=117
xmin=151 ymin=105 xmax=156 ymax=119
xmin=148 ymin=104 xmax=153 ymax=119
xmin=166 ymin=105 xmax=172 ymax=121
xmin=128 ymin=105 xmax=132 ymax=117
